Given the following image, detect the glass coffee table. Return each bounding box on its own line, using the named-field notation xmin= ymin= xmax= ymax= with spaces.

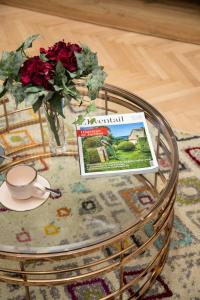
xmin=0 ymin=83 xmax=178 ymax=300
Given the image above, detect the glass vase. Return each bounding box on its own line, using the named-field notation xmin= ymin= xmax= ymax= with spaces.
xmin=44 ymin=104 xmax=67 ymax=154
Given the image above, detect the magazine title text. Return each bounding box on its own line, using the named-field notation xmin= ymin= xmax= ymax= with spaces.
xmin=86 ymin=115 xmax=124 ymax=125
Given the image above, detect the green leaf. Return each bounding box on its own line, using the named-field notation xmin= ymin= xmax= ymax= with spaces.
xmin=48 ymin=79 xmax=54 ymax=85
xmin=16 ymin=34 xmax=40 ymax=51
xmin=25 ymin=86 xmax=44 ymax=93
xmin=11 ymin=84 xmax=26 ymax=104
xmin=74 ymin=45 xmax=106 ymax=102
xmin=73 ymin=114 xmax=85 ymax=125
xmin=32 ymin=96 xmax=44 ymax=112
xmin=62 ymin=96 xmax=70 ymax=107
xmin=45 ymin=111 xmax=61 ymax=146
xmin=75 ymin=45 xmax=98 ymax=75
xmin=54 ymin=61 xmax=66 ymax=86
xmin=39 ymin=53 xmax=48 ymax=62
xmin=66 ymin=70 xmax=80 ymax=79
xmin=24 ymin=92 xmax=39 ymax=105
xmin=62 ymin=81 xmax=82 ymax=102
xmin=0 ymin=85 xmax=7 ymax=98
xmin=49 ymin=93 xmax=65 ymax=118
xmin=74 ymin=104 xmax=96 ymax=126
xmin=24 ymin=90 xmax=48 ymax=106
xmin=53 ymin=85 xmax=63 ymax=92
xmin=56 ymin=61 xmax=66 ymax=76
xmin=74 ymin=52 xmax=84 ymax=73
xmin=86 ymin=102 xmax=96 ymax=114
xmin=43 ymin=91 xmax=54 ymax=101
xmin=86 ymin=67 xmax=107 ymax=100
xmin=1 ymin=51 xmax=10 ymax=61
xmin=23 ymin=34 xmax=40 ymax=49
xmin=0 ymin=50 xmax=26 ymax=80
xmin=4 ymin=78 xmax=13 ymax=92
xmin=0 ymin=51 xmax=11 ymax=79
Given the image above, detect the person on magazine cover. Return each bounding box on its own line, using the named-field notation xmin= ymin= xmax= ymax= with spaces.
xmin=100 ymin=137 xmax=119 ymax=160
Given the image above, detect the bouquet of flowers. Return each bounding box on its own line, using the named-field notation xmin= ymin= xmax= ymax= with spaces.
xmin=0 ymin=35 xmax=106 ymax=151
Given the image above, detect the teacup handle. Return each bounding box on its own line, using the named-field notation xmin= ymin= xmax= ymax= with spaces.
xmin=31 ymin=181 xmax=46 ymax=198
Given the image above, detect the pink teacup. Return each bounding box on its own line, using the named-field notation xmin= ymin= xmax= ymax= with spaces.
xmin=6 ymin=165 xmax=46 ymax=200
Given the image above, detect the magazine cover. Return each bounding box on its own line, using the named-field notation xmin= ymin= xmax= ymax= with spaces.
xmin=76 ymin=112 xmax=158 ymax=177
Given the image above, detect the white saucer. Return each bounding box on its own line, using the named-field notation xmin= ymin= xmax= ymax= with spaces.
xmin=0 ymin=175 xmax=50 ymax=212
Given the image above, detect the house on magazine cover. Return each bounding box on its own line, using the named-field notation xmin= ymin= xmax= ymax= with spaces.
xmin=128 ymin=127 xmax=145 ymax=144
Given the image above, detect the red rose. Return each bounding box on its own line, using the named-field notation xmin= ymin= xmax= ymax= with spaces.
xmin=40 ymin=41 xmax=82 ymax=72
xmin=20 ymin=56 xmax=54 ymax=90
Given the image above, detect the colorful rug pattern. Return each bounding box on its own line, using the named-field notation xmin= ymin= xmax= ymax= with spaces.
xmin=0 ymin=116 xmax=199 ymax=299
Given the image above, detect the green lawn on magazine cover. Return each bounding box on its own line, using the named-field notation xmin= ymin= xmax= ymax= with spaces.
xmin=85 ymin=149 xmax=153 ymax=172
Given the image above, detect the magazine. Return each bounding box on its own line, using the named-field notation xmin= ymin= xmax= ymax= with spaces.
xmin=76 ymin=112 xmax=158 ymax=177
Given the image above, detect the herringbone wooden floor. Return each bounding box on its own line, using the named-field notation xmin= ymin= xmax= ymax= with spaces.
xmin=0 ymin=4 xmax=200 ymax=133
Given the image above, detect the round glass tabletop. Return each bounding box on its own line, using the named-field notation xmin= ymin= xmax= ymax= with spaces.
xmin=0 ymin=85 xmax=178 ymax=255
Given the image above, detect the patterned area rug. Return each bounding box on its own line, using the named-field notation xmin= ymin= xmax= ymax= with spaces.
xmin=0 ymin=130 xmax=200 ymax=300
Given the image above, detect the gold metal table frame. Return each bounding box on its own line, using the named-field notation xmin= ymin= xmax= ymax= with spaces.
xmin=0 ymin=83 xmax=179 ymax=300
